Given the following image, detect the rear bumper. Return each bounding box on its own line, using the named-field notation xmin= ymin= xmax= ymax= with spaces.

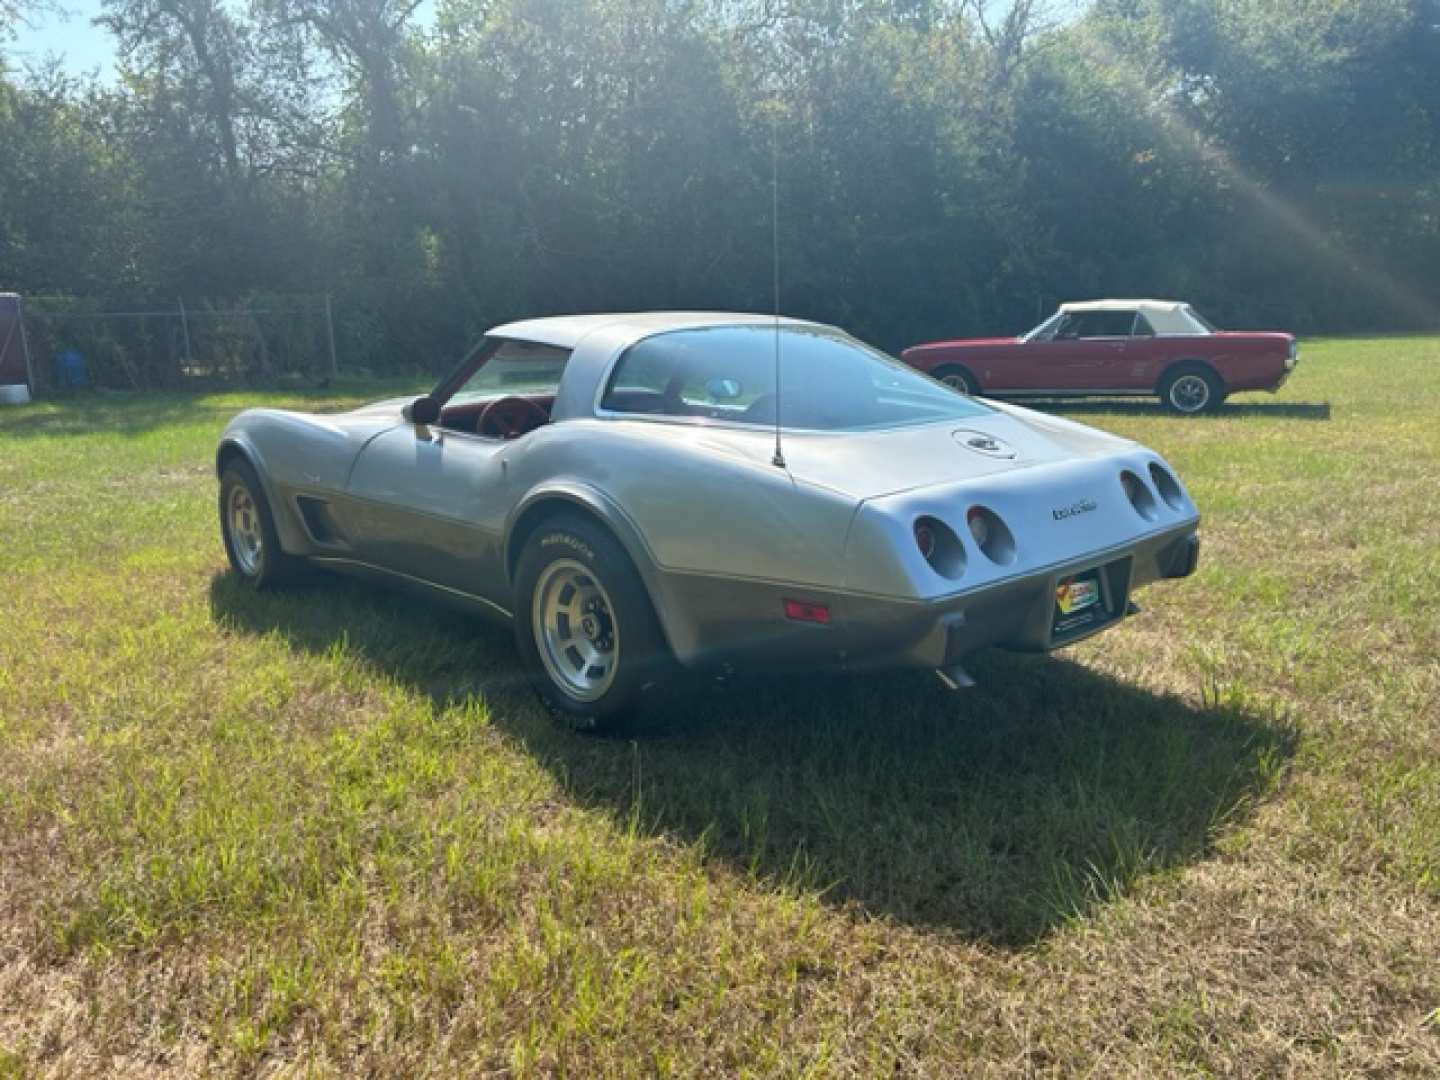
xmin=1278 ymin=349 xmax=1298 ymax=387
xmin=651 ymin=520 xmax=1199 ymax=673
xmin=1245 ymin=346 xmax=1298 ymax=393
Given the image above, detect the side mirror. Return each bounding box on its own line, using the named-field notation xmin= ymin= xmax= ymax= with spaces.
xmin=403 ymin=395 xmax=440 ymax=425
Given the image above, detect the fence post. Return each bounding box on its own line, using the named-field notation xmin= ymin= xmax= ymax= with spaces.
xmin=17 ymin=294 xmax=36 ymax=392
xmin=178 ymin=297 xmax=195 ymax=371
xmin=247 ymin=305 xmax=271 ymax=377
xmin=324 ymin=293 xmax=339 ymax=379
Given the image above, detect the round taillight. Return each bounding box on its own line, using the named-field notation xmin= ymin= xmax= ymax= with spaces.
xmin=1148 ymin=462 xmax=1186 ymax=511
xmin=966 ymin=506 xmax=1016 ymax=565
xmin=968 ymin=509 xmax=989 ymax=548
xmin=1120 ymin=470 xmax=1158 ymax=521
xmin=914 ymin=520 xmax=936 ymax=560
xmin=913 ymin=516 xmax=966 ymax=579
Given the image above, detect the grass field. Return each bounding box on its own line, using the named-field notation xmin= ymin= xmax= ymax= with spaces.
xmin=1 ymin=338 xmax=1438 ymax=1076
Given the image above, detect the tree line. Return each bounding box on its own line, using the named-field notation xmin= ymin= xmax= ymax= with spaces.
xmin=2 ymin=0 xmax=1438 ymax=381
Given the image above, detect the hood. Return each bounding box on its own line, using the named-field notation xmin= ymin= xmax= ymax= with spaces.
xmin=904 ymin=337 xmax=1020 ymax=355
xmin=347 ymin=395 xmax=414 ymax=417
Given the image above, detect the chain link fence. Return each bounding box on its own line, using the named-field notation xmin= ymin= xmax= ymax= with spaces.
xmin=21 ymin=295 xmax=339 ymax=391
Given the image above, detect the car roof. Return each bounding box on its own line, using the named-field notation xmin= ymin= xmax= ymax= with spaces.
xmin=487 ymin=311 xmax=824 ymax=350
xmin=1058 ymin=299 xmax=1186 ymax=314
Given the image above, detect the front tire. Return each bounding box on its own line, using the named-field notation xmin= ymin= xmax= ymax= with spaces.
xmin=513 ymin=515 xmax=675 ymax=734
xmin=219 ymin=461 xmax=306 ymax=588
xmin=1159 ymin=364 xmax=1225 ymax=415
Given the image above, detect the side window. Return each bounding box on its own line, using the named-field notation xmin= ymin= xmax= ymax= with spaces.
xmin=1067 ymin=311 xmax=1137 ymax=338
xmin=449 ymin=340 xmax=572 ymax=400
xmin=1132 ymin=312 xmax=1156 ymax=337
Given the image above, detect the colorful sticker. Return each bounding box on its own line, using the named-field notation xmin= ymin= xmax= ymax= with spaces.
xmin=1056 ymin=576 xmax=1100 ymax=615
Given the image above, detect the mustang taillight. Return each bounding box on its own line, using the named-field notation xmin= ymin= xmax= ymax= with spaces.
xmin=784 ymin=599 xmax=830 ymax=624
xmin=1120 ymin=470 xmax=1159 ymax=521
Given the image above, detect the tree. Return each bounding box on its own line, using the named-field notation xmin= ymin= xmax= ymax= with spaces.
xmin=5 ymin=0 xmax=1440 ymax=378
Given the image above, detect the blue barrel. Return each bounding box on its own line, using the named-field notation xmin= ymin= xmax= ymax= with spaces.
xmin=57 ymin=348 xmax=87 ymax=387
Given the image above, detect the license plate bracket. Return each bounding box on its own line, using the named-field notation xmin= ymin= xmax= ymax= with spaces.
xmin=1050 ymin=559 xmax=1129 ymax=645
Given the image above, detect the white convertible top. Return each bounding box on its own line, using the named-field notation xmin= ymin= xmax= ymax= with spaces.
xmin=1058 ymin=299 xmax=1210 ymax=334
xmin=1060 ymin=299 xmax=1184 ymax=313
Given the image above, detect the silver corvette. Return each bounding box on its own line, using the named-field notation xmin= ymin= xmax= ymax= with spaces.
xmin=217 ymin=312 xmax=1200 ymax=730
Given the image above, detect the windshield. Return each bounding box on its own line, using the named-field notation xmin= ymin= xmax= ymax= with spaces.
xmin=1025 ymin=305 xmax=1216 ymax=339
xmin=601 ymin=325 xmax=992 ymax=432
xmin=1022 ymin=313 xmax=1064 ymax=342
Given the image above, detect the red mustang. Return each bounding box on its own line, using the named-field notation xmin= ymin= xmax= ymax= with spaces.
xmin=901 ymin=300 xmax=1298 ymax=415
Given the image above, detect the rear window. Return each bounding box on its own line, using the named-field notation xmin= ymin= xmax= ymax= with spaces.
xmin=601 ymin=325 xmax=992 ymax=432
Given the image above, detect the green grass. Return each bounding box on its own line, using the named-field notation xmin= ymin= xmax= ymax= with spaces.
xmin=1 ymin=345 xmax=1438 ymax=1075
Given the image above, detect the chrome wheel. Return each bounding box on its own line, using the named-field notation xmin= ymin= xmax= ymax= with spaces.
xmin=940 ymin=372 xmax=974 ymax=394
xmin=532 ymin=558 xmax=620 ymax=703
xmin=227 ymin=483 xmax=264 ymax=577
xmin=1169 ymin=373 xmax=1211 ymax=413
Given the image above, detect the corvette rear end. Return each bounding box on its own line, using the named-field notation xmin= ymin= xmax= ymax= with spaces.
xmin=836 ymin=448 xmax=1199 ymax=682
xmin=647 ymin=401 xmax=1200 ymax=686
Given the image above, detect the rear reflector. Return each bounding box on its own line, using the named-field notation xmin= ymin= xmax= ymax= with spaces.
xmin=784 ymin=599 xmax=831 ymax=624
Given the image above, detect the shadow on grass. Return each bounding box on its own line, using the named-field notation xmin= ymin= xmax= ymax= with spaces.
xmin=1018 ymin=398 xmax=1331 ymax=421
xmin=209 ymin=571 xmax=1295 ymax=948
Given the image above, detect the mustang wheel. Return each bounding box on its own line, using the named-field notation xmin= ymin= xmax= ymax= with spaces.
xmin=219 ymin=460 xmax=305 ymax=588
xmin=934 ymin=365 xmax=980 ymax=396
xmin=1160 ymin=364 xmax=1224 ymax=415
xmin=514 ymin=515 xmax=673 ymax=733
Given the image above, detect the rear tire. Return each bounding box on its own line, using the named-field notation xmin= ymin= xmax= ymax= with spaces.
xmin=219 ymin=461 xmax=307 ymax=588
xmin=513 ymin=515 xmax=675 ymax=734
xmin=1159 ymin=363 xmax=1225 ymax=415
xmin=934 ymin=365 xmax=980 ymax=396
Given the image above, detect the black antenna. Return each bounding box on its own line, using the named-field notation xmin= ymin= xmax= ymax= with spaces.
xmin=770 ymin=107 xmax=786 ymax=469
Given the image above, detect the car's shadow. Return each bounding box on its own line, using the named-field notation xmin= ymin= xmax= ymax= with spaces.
xmin=209 ymin=571 xmax=1295 ymax=948
xmin=1016 ymin=398 xmax=1331 ymax=421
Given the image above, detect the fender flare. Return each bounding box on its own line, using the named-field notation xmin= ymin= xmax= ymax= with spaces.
xmin=215 ymin=434 xmax=310 ymax=554
xmin=502 ymin=481 xmax=680 ymax=654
